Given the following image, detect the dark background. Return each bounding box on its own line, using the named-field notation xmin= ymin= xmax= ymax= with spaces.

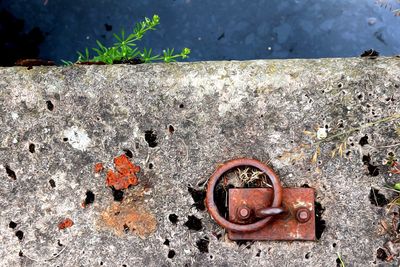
xmin=1 ymin=0 xmax=400 ymax=65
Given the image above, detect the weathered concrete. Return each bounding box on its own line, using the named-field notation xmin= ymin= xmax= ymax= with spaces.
xmin=0 ymin=58 xmax=400 ymax=266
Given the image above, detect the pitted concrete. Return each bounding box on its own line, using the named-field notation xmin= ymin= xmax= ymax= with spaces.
xmin=0 ymin=58 xmax=400 ymax=266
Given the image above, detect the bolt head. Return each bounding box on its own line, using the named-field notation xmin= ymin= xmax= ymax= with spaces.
xmin=237 ymin=206 xmax=251 ymax=220
xmin=296 ymin=208 xmax=311 ymax=223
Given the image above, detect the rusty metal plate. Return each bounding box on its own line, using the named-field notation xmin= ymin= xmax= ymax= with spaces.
xmin=228 ymin=188 xmax=315 ymax=240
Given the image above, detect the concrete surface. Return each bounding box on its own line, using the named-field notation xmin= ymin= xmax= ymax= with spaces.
xmin=0 ymin=57 xmax=400 ymax=266
xmin=1 ymin=0 xmax=400 ymax=63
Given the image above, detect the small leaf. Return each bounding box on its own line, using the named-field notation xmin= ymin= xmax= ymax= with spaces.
xmin=394 ymin=183 xmax=400 ymax=190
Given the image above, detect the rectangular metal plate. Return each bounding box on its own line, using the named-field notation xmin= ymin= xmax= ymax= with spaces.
xmin=228 ymin=188 xmax=316 ymax=241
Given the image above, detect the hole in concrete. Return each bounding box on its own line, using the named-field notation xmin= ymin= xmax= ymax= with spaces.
xmin=376 ymin=248 xmax=388 ymax=261
xmin=123 ymin=149 xmax=133 ymax=158
xmin=168 ymin=250 xmax=176 ymax=259
xmin=104 ymin=23 xmax=112 ymax=31
xmin=148 ymin=163 xmax=153 ymax=169
xmin=49 ymin=179 xmax=56 ymax=188
xmin=315 ymin=201 xmax=326 ymax=240
xmin=188 ymin=186 xmax=206 ymax=211
xmin=163 ymin=239 xmax=170 ymax=246
xmin=179 ymin=104 xmax=184 ymax=109
xmin=46 ymin=100 xmax=54 ymax=111
xmin=256 ymin=249 xmax=261 ymax=257
xmin=196 ymin=236 xmax=209 ymax=253
xmin=9 ymin=221 xmax=17 ymax=229
xmin=57 ymin=240 xmax=63 ymax=246
xmin=305 ymin=252 xmax=311 ymax=259
xmin=197 ymin=179 xmax=207 ymax=187
xmin=369 ymin=188 xmax=388 ymax=207
xmin=214 ymin=184 xmax=234 ymax=220
xmin=169 ymin=214 xmax=178 ymax=224
xmin=145 ymin=130 xmax=157 ymax=148
xmin=63 ymin=137 xmax=68 ymax=142
xmin=338 ymin=83 xmax=343 ymax=88
xmin=184 ymin=215 xmax=202 ymax=231
xmin=123 ymin=224 xmax=129 ymax=233
xmin=168 ymin=125 xmax=175 ymax=134
xmin=336 ymin=257 xmax=342 ymax=267
xmin=112 ymin=188 xmax=124 ymax=202
xmin=346 ymin=151 xmax=351 ymax=156
xmin=15 ymin=230 xmax=24 ymax=240
xmin=29 ymin=143 xmax=35 ymax=153
xmin=301 ymin=183 xmax=310 ymax=188
xmin=213 ymin=232 xmax=222 ymax=240
xmin=210 ymin=255 xmax=214 ymax=259
xmin=100 ymin=262 xmax=103 ymax=265
xmin=362 ymin=155 xmax=380 ymax=176
xmin=333 ymin=243 xmax=337 ymax=248
xmin=19 ymin=251 xmax=23 ymax=257
xmin=84 ymin=190 xmax=95 ymax=206
xmin=359 ymin=135 xmax=369 ymax=146
xmin=358 ymin=94 xmax=363 ymax=100
xmin=5 ymin=165 xmax=16 ymax=180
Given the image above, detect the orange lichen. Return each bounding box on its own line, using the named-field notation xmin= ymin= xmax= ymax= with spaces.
xmin=106 ymin=154 xmax=140 ymax=190
xmin=58 ymin=218 xmax=74 ymax=230
xmin=94 ymin=162 xmax=104 ymax=173
xmin=99 ymin=192 xmax=157 ymax=238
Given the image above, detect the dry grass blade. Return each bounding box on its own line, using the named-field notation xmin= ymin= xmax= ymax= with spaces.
xmin=236 ymin=167 xmax=272 ymax=187
xmin=311 ymin=146 xmax=320 ymax=163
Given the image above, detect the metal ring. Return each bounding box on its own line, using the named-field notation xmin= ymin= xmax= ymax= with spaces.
xmin=206 ymin=158 xmax=283 ymax=233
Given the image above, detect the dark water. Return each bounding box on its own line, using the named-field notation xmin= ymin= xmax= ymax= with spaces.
xmin=1 ymin=0 xmax=400 ymax=64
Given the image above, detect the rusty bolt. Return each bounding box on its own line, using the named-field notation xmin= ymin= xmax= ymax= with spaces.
xmin=296 ymin=208 xmax=311 ymax=223
xmin=237 ymin=206 xmax=251 ymax=220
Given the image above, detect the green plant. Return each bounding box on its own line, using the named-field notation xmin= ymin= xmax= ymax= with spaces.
xmin=67 ymin=15 xmax=190 ymax=65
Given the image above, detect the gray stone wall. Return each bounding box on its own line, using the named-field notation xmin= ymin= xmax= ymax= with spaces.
xmin=1 ymin=58 xmax=400 ymax=266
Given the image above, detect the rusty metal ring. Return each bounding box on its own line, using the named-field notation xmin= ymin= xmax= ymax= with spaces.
xmin=206 ymin=158 xmax=283 ymax=233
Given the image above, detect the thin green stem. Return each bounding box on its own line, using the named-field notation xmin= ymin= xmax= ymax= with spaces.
xmin=337 ymin=252 xmax=346 ymax=267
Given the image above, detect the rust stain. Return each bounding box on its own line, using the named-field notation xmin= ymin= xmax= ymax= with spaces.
xmin=94 ymin=162 xmax=104 ymax=173
xmin=58 ymin=218 xmax=74 ymax=230
xmin=106 ymin=154 xmax=140 ymax=190
xmin=99 ymin=189 xmax=157 ymax=238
